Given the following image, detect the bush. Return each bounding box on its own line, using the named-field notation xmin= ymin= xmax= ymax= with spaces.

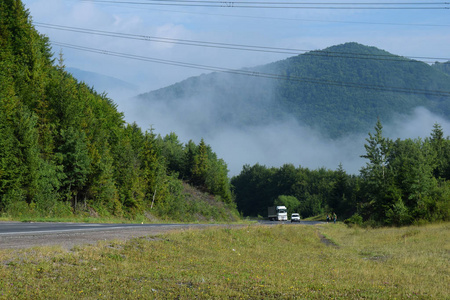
xmin=344 ymin=213 xmax=363 ymax=226
xmin=386 ymin=199 xmax=411 ymax=226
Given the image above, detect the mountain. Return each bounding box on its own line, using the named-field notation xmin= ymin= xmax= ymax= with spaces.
xmin=432 ymin=61 xmax=450 ymax=76
xmin=67 ymin=67 xmax=138 ymax=97
xmin=138 ymin=43 xmax=450 ymax=138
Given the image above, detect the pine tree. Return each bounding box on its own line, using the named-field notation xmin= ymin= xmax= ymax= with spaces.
xmin=360 ymin=119 xmax=393 ymax=221
xmin=330 ymin=163 xmax=348 ymax=213
xmin=191 ymin=139 xmax=208 ymax=187
xmin=430 ymin=123 xmax=450 ymax=180
xmin=58 ymin=127 xmax=91 ymax=210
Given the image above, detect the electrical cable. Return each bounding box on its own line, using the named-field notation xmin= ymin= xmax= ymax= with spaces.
xmin=77 ymin=2 xmax=450 ymax=27
xmin=79 ymin=0 xmax=450 ymax=9
xmin=51 ymin=41 xmax=450 ymax=97
xmin=35 ymin=22 xmax=450 ymax=63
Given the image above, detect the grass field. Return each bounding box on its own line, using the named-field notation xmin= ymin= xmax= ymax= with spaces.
xmin=0 ymin=222 xmax=449 ymax=299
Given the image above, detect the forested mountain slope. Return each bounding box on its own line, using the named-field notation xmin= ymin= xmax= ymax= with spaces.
xmin=432 ymin=61 xmax=450 ymax=76
xmin=138 ymin=43 xmax=450 ymax=137
xmin=0 ymin=0 xmax=237 ymax=221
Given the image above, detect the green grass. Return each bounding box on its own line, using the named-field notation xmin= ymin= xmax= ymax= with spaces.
xmin=0 ymin=223 xmax=448 ymax=299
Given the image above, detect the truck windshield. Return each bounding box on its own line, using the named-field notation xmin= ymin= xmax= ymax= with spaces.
xmin=277 ymin=209 xmax=287 ymax=213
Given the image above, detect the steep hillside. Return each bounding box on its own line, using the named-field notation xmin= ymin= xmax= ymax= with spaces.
xmin=138 ymin=43 xmax=450 ymax=137
xmin=0 ymin=0 xmax=237 ymax=221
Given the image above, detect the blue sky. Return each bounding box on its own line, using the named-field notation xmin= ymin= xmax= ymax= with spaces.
xmin=23 ymin=0 xmax=450 ymax=92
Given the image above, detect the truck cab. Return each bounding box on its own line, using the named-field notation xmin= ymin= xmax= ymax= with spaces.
xmin=268 ymin=205 xmax=288 ymax=221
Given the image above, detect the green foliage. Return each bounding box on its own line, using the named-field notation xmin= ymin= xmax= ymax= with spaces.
xmin=156 ymin=134 xmax=233 ymax=204
xmin=385 ymin=199 xmax=411 ymax=226
xmin=344 ymin=213 xmax=363 ymax=226
xmin=58 ymin=127 xmax=91 ymax=206
xmin=358 ymin=122 xmax=450 ymax=225
xmin=33 ymin=159 xmax=65 ymax=216
xmin=232 ymin=163 xmax=358 ymax=219
xmin=359 ymin=120 xmax=393 ymax=220
xmin=0 ymin=1 xmax=237 ymax=222
xmin=274 ymin=195 xmax=300 ymax=216
xmin=231 ymin=164 xmax=277 ymax=217
xmin=233 ymin=121 xmax=450 ymax=225
xmin=191 ymin=138 xmax=209 ymax=186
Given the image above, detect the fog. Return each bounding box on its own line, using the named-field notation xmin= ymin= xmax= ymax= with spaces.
xmin=106 ymin=79 xmax=450 ymax=177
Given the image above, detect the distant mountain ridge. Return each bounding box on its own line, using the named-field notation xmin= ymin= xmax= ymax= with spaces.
xmin=68 ymin=67 xmax=137 ymax=96
xmin=138 ymin=43 xmax=450 ymax=137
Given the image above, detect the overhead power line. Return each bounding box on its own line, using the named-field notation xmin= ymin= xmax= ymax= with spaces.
xmin=35 ymin=22 xmax=450 ymax=63
xmin=52 ymin=41 xmax=450 ymax=97
xmin=80 ymin=3 xmax=450 ymax=27
xmin=80 ymin=0 xmax=450 ymax=9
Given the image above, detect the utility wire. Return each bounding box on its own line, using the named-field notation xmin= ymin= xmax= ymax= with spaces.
xmin=80 ymin=0 xmax=450 ymax=9
xmin=81 ymin=3 xmax=450 ymax=27
xmin=52 ymin=41 xmax=450 ymax=97
xmin=35 ymin=22 xmax=450 ymax=63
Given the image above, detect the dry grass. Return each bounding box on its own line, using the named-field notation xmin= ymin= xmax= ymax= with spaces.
xmin=0 ymin=223 xmax=448 ymax=299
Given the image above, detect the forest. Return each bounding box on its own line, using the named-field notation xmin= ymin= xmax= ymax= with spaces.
xmin=232 ymin=120 xmax=450 ymax=226
xmin=0 ymin=0 xmax=237 ymax=222
xmin=1 ymin=1 xmax=449 ymax=226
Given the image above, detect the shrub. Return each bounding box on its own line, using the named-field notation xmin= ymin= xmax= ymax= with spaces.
xmin=344 ymin=213 xmax=363 ymax=226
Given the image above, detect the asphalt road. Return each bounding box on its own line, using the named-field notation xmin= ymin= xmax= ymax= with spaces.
xmin=0 ymin=222 xmax=190 ymax=235
xmin=0 ymin=220 xmax=322 ymax=249
xmin=0 ymin=222 xmax=216 ymax=250
xmin=258 ymin=220 xmax=323 ymax=226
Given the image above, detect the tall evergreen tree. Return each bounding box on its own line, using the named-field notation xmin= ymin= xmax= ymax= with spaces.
xmin=360 ymin=119 xmax=393 ymax=221
xmin=430 ymin=123 xmax=450 ymax=180
xmin=58 ymin=127 xmax=91 ymax=210
xmin=191 ymin=139 xmax=208 ymax=187
xmin=330 ymin=163 xmax=348 ymax=213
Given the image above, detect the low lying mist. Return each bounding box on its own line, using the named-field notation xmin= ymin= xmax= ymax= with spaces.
xmin=72 ymin=68 xmax=450 ymax=177
xmin=117 ymin=91 xmax=450 ymax=176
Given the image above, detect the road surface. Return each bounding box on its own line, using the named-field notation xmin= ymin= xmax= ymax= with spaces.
xmin=0 ymin=222 xmax=214 ymax=249
xmin=0 ymin=220 xmax=321 ymax=249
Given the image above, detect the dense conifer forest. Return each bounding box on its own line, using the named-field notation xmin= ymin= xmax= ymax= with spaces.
xmin=0 ymin=0 xmax=237 ymax=221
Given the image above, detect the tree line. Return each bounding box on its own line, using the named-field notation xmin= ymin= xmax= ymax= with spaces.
xmin=0 ymin=0 xmax=236 ymax=221
xmin=232 ymin=120 xmax=450 ymax=226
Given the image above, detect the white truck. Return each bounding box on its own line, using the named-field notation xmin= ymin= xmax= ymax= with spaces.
xmin=268 ymin=206 xmax=288 ymax=221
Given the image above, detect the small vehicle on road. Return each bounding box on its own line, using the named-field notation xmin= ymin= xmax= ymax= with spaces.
xmin=291 ymin=213 xmax=301 ymax=222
